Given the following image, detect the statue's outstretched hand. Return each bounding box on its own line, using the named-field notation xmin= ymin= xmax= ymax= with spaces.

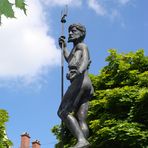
xmin=59 ymin=36 xmax=66 ymax=48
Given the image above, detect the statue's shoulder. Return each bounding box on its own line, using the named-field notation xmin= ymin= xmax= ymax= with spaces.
xmin=76 ymin=43 xmax=88 ymax=50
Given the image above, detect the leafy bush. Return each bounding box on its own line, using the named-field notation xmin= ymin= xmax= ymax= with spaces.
xmin=0 ymin=109 xmax=12 ymax=148
xmin=52 ymin=49 xmax=148 ymax=148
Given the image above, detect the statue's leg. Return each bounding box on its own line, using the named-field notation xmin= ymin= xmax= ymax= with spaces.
xmin=62 ymin=114 xmax=90 ymax=148
xmin=58 ymin=89 xmax=86 ymax=141
xmin=69 ymin=92 xmax=90 ymax=148
xmin=58 ymin=91 xmax=90 ymax=148
xmin=65 ymin=114 xmax=86 ymax=141
xmin=76 ymin=102 xmax=89 ymax=139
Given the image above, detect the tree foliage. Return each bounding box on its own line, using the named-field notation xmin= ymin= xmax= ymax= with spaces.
xmin=52 ymin=49 xmax=148 ymax=148
xmin=0 ymin=0 xmax=27 ymax=24
xmin=0 ymin=109 xmax=12 ymax=148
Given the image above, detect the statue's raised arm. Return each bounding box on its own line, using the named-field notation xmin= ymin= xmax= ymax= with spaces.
xmin=59 ymin=36 xmax=70 ymax=62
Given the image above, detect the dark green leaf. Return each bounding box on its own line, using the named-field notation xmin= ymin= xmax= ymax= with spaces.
xmin=0 ymin=0 xmax=15 ymax=18
xmin=15 ymin=0 xmax=27 ymax=15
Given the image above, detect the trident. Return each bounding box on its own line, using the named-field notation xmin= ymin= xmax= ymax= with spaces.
xmin=60 ymin=5 xmax=68 ymax=147
xmin=61 ymin=5 xmax=68 ymax=99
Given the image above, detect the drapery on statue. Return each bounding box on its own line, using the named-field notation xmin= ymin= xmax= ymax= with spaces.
xmin=58 ymin=23 xmax=94 ymax=148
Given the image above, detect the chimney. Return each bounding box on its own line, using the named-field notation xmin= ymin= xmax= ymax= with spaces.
xmin=32 ymin=140 xmax=41 ymax=148
xmin=20 ymin=132 xmax=30 ymax=148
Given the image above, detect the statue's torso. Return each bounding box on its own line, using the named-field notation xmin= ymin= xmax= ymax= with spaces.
xmin=68 ymin=44 xmax=90 ymax=71
xmin=68 ymin=47 xmax=81 ymax=70
xmin=66 ymin=44 xmax=94 ymax=96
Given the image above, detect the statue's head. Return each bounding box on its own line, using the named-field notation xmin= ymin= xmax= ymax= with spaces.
xmin=68 ymin=23 xmax=86 ymax=43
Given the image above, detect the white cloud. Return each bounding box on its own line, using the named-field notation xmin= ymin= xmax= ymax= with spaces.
xmin=118 ymin=0 xmax=131 ymax=5
xmin=88 ymin=0 xmax=107 ymax=16
xmin=0 ymin=0 xmax=133 ymax=86
xmin=42 ymin=0 xmax=82 ymax=7
xmin=87 ymin=0 xmax=132 ymax=27
xmin=109 ymin=9 xmax=121 ymax=22
xmin=0 ymin=0 xmax=60 ymax=80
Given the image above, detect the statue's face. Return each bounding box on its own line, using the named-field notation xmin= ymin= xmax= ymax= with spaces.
xmin=68 ymin=27 xmax=82 ymax=43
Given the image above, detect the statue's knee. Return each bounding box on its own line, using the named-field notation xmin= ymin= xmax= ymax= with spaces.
xmin=57 ymin=109 xmax=66 ymax=119
xmin=77 ymin=112 xmax=84 ymax=121
xmin=57 ymin=109 xmax=61 ymax=118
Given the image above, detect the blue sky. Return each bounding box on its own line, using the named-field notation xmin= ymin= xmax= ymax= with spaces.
xmin=0 ymin=0 xmax=148 ymax=147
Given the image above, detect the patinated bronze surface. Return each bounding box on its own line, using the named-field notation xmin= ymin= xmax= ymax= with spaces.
xmin=58 ymin=24 xmax=94 ymax=148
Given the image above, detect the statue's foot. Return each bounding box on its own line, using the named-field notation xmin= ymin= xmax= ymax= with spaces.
xmin=71 ymin=140 xmax=90 ymax=148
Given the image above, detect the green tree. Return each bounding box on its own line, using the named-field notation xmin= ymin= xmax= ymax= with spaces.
xmin=0 ymin=0 xmax=27 ymax=24
xmin=0 ymin=109 xmax=12 ymax=148
xmin=52 ymin=49 xmax=148 ymax=148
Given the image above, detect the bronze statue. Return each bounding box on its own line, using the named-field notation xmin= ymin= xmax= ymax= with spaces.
xmin=58 ymin=23 xmax=94 ymax=148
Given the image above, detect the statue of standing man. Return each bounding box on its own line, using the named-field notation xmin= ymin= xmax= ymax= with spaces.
xmin=58 ymin=23 xmax=94 ymax=148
